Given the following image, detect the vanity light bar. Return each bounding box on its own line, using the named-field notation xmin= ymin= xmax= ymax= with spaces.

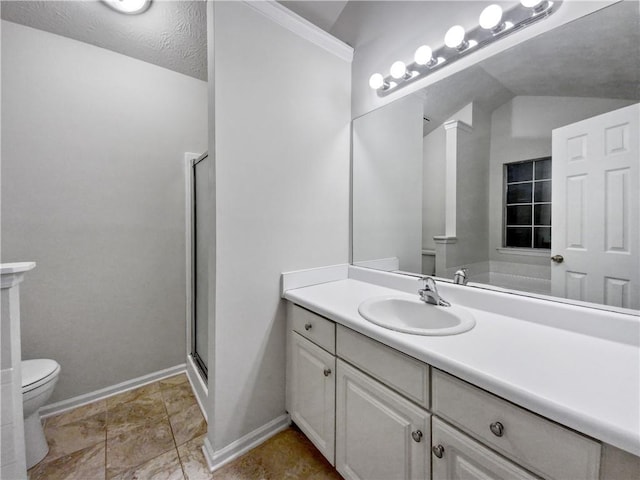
xmin=370 ymin=0 xmax=562 ymax=96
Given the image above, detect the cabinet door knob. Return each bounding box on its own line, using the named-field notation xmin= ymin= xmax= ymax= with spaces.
xmin=323 ymin=368 xmax=331 ymax=377
xmin=304 ymin=323 xmax=313 ymax=331
xmin=490 ymin=421 xmax=504 ymax=437
xmin=432 ymin=444 xmax=444 ymax=458
xmin=551 ymin=255 xmax=564 ymax=264
xmin=411 ymin=430 xmax=423 ymax=442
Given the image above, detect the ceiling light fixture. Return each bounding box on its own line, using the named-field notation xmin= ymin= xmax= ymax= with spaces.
xmin=390 ymin=61 xmax=413 ymax=80
xmin=444 ymin=25 xmax=469 ymax=50
xmin=102 ymin=0 xmax=152 ymax=15
xmin=369 ymin=73 xmax=390 ymax=91
xmin=414 ymin=45 xmax=437 ymax=67
xmin=521 ymin=0 xmax=551 ymax=14
xmin=369 ymin=0 xmax=561 ymax=96
xmin=479 ymin=4 xmax=505 ymax=33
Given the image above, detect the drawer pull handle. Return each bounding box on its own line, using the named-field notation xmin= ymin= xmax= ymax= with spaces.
xmin=304 ymin=323 xmax=313 ymax=331
xmin=411 ymin=430 xmax=423 ymax=443
xmin=323 ymin=368 xmax=332 ymax=377
xmin=490 ymin=421 xmax=505 ymax=437
xmin=432 ymin=444 xmax=444 ymax=458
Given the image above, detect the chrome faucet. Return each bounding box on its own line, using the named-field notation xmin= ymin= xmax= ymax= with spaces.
xmin=453 ymin=268 xmax=468 ymax=285
xmin=418 ymin=276 xmax=451 ymax=307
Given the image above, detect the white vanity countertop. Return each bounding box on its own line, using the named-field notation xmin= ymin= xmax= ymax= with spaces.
xmin=284 ymin=278 xmax=640 ymax=456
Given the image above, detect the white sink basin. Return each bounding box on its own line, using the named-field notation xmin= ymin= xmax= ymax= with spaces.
xmin=358 ymin=295 xmax=476 ymax=336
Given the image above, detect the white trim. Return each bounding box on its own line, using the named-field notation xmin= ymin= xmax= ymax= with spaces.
xmin=203 ymin=414 xmax=291 ymax=472
xmin=243 ymin=1 xmax=353 ymax=62
xmin=496 ymin=247 xmax=551 ymax=258
xmin=186 ymin=355 xmax=208 ymax=422
xmin=281 ymin=263 xmax=349 ymax=296
xmin=443 ymin=120 xmax=473 ymax=133
xmin=433 ymin=235 xmax=458 ymax=244
xmin=0 ymin=262 xmax=36 ymax=274
xmin=352 ymin=257 xmax=400 ymax=272
xmin=39 ymin=364 xmax=186 ymax=418
xmin=348 ymin=265 xmax=426 ymax=295
xmin=202 ymin=437 xmax=216 ymax=472
xmin=421 ymin=249 xmax=436 ymax=256
xmin=185 ymin=153 xmax=198 ymax=363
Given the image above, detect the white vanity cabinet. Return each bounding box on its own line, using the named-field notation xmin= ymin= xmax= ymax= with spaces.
xmin=431 ymin=417 xmax=540 ymax=480
xmin=335 ymin=359 xmax=430 ymax=480
xmin=285 ymin=301 xmax=628 ymax=480
xmin=432 ymin=370 xmax=601 ymax=480
xmin=286 ymin=304 xmax=337 ymax=464
xmin=289 ymin=332 xmax=336 ymax=463
xmin=286 ymin=303 xmax=432 ymax=477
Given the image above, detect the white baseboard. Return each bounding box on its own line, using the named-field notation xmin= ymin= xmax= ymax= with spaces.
xmin=203 ymin=414 xmax=291 ymax=472
xmin=186 ymin=355 xmax=208 ymax=421
xmin=202 ymin=436 xmax=216 ymax=472
xmin=39 ymin=364 xmax=187 ymax=418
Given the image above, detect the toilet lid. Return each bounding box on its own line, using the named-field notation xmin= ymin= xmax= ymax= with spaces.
xmin=22 ymin=359 xmax=60 ymax=393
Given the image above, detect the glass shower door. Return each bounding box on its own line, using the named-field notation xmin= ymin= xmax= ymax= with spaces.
xmin=192 ymin=154 xmax=209 ymax=377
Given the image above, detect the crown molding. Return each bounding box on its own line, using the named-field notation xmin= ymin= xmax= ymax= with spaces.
xmin=243 ymin=1 xmax=353 ymax=62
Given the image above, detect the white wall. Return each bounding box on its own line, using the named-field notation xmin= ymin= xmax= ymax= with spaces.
xmin=445 ymin=104 xmax=492 ymax=273
xmin=1 ymin=21 xmax=208 ymax=402
xmin=422 ymin=126 xmax=446 ymax=252
xmin=423 ymin=102 xmax=475 ymax=253
xmin=353 ymin=96 xmax=423 ymax=272
xmin=210 ymin=1 xmax=350 ymax=453
xmin=488 ymin=96 xmax=636 ymax=272
xmin=423 ymin=102 xmax=490 ymax=280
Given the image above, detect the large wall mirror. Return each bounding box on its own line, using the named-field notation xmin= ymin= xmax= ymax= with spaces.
xmin=352 ymin=1 xmax=639 ymax=312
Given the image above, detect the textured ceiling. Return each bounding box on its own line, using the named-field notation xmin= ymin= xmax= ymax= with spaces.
xmin=480 ymin=1 xmax=639 ymax=100
xmin=0 ymin=0 xmax=208 ymax=80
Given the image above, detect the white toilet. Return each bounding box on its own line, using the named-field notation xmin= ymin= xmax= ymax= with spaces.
xmin=22 ymin=359 xmax=61 ymax=469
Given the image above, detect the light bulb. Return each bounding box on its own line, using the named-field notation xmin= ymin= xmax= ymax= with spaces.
xmin=414 ymin=45 xmax=435 ymax=66
xmin=390 ymin=61 xmax=408 ymax=79
xmin=102 ymin=0 xmax=152 ymax=14
xmin=479 ymin=4 xmax=503 ymax=30
xmin=445 ymin=25 xmax=467 ymax=49
xmin=369 ymin=73 xmax=386 ymax=90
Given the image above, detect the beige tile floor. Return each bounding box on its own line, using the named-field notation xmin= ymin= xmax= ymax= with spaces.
xmin=28 ymin=373 xmax=342 ymax=480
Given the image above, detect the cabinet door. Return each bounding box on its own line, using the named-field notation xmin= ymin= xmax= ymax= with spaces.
xmin=290 ymin=332 xmax=336 ymax=464
xmin=432 ymin=417 xmax=540 ymax=480
xmin=336 ymin=359 xmax=430 ymax=480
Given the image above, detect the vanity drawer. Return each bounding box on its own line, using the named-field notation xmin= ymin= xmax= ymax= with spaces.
xmin=432 ymin=369 xmax=601 ymax=480
xmin=336 ymin=325 xmax=429 ymax=409
xmin=289 ymin=303 xmax=335 ymax=354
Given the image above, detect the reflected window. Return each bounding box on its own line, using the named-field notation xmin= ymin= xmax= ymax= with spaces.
xmin=504 ymin=157 xmax=551 ymax=249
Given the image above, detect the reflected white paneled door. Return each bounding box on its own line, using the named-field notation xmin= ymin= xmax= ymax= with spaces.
xmin=552 ymin=103 xmax=639 ymax=309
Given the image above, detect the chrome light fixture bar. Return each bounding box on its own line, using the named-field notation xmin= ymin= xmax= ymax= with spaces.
xmin=370 ymin=0 xmax=562 ymax=96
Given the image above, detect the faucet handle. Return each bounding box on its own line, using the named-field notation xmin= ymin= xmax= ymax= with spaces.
xmin=418 ymin=275 xmax=436 ymax=291
xmin=454 ymin=268 xmax=468 ymax=285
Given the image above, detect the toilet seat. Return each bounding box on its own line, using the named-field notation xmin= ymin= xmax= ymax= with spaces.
xmin=22 ymin=359 xmax=60 ymax=393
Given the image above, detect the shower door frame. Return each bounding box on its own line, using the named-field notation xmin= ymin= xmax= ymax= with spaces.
xmin=185 ymin=152 xmax=209 ymax=382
